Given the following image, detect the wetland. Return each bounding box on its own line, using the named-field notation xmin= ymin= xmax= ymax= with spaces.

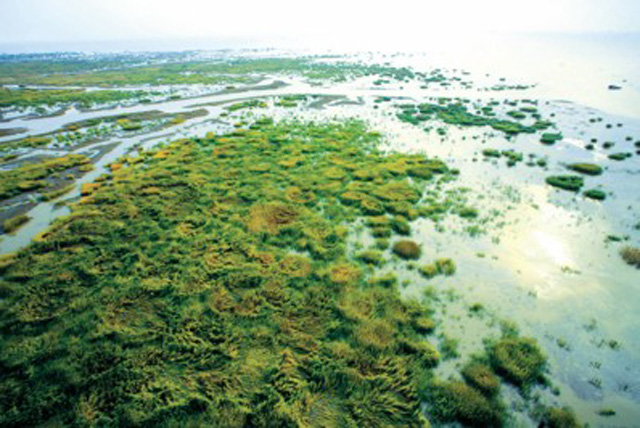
xmin=0 ymin=47 xmax=639 ymax=427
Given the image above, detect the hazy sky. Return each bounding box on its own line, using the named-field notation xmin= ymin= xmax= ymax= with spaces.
xmin=1 ymin=0 xmax=639 ymax=50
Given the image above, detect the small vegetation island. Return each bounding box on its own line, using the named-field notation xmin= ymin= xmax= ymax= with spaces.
xmin=0 ymin=45 xmax=638 ymax=427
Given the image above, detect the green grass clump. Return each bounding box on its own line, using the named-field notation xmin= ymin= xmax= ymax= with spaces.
xmin=413 ymin=316 xmax=435 ymax=334
xmin=620 ymin=246 xmax=640 ymax=268
xmin=567 ymin=163 xmax=603 ymax=176
xmin=0 ymin=154 xmax=90 ymax=201
xmin=459 ymin=207 xmax=479 ymax=219
xmin=226 ymin=99 xmax=267 ymax=111
xmin=482 ymin=148 xmax=501 ymax=158
xmin=583 ymin=189 xmax=606 ymax=200
xmin=392 ymin=240 xmax=422 ymax=260
xmin=2 ymin=214 xmax=30 ymax=233
xmin=0 ymin=136 xmax=52 ymax=151
xmin=419 ymin=258 xmax=456 ymax=278
xmin=116 ymin=118 xmax=143 ymax=131
xmin=375 ymin=238 xmax=390 ymax=250
xmin=608 ymin=152 xmax=632 ymax=161
xmin=462 ymin=362 xmax=501 ymax=397
xmin=540 ymin=133 xmax=563 ymax=144
xmin=435 ymin=258 xmax=456 ymax=275
xmin=542 ymin=407 xmax=581 ymax=428
xmin=356 ymin=250 xmax=384 ymax=266
xmin=407 ymin=166 xmax=434 ymax=179
xmin=488 ymin=337 xmax=547 ymax=389
xmin=507 ymin=110 xmax=526 ymax=120
xmin=40 ymin=184 xmax=75 ymax=201
xmin=369 ymin=273 xmax=397 ymax=287
xmin=545 ymin=175 xmax=584 ymax=192
xmin=427 ymin=381 xmax=504 ymax=426
xmin=372 ymin=181 xmax=421 ymax=204
xmin=419 ymin=264 xmax=439 ymax=279
xmin=490 ymin=120 xmax=535 ymax=135
xmin=390 ymin=216 xmax=411 ymax=235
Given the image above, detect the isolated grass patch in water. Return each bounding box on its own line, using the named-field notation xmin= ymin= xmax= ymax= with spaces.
xmin=620 ymin=246 xmax=640 ymax=268
xmin=226 ymin=99 xmax=267 ymax=111
xmin=543 ymin=407 xmax=581 ymax=428
xmin=426 ymin=380 xmax=504 ymax=426
xmin=392 ymin=239 xmax=422 ymax=260
xmin=583 ymin=189 xmax=606 ymax=201
xmin=567 ymin=163 xmax=603 ymax=176
xmin=540 ymin=133 xmax=563 ymax=145
xmin=608 ymin=152 xmax=632 ymax=161
xmin=488 ymin=336 xmax=547 ymax=390
xmin=419 ymin=258 xmax=456 ymax=279
xmin=545 ymin=175 xmax=584 ymax=192
xmin=462 ymin=362 xmax=501 ymax=397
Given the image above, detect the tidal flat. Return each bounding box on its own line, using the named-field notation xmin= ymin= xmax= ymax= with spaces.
xmin=0 ymin=50 xmax=639 ymax=427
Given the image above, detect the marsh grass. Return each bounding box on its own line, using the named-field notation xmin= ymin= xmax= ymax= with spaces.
xmin=0 ymin=119 xmax=466 ymax=426
xmin=0 ymin=118 xmax=571 ymax=427
xmin=2 ymin=214 xmax=30 ymax=233
xmin=0 ymin=154 xmax=90 ymax=202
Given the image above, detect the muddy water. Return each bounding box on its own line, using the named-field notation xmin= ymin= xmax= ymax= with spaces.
xmin=1 ymin=61 xmax=639 ymax=426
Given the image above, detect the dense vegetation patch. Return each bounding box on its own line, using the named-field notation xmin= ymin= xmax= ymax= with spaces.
xmin=540 ymin=133 xmax=563 ymax=145
xmin=0 ymin=120 xmax=468 ymax=426
xmin=566 ymin=163 xmax=602 ymax=176
xmin=0 ymin=87 xmax=150 ymax=109
xmin=0 ymin=55 xmax=416 ymax=87
xmin=545 ymin=175 xmax=584 ymax=192
xmin=583 ymin=189 xmax=606 ymax=201
xmin=488 ymin=337 xmax=547 ymax=390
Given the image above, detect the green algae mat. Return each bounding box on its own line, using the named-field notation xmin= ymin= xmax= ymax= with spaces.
xmin=0 ymin=120 xmax=575 ymax=427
